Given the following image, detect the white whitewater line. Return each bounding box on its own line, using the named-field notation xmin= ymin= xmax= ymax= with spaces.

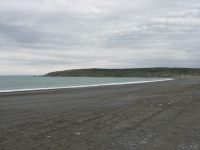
xmin=0 ymin=78 xmax=173 ymax=93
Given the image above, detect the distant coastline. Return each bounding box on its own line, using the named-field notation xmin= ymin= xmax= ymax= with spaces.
xmin=44 ymin=68 xmax=200 ymax=77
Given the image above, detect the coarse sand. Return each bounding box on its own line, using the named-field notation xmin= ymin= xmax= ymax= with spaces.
xmin=0 ymin=77 xmax=200 ymax=150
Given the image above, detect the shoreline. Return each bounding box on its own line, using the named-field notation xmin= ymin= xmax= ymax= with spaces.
xmin=0 ymin=78 xmax=173 ymax=93
xmin=0 ymin=76 xmax=199 ymax=150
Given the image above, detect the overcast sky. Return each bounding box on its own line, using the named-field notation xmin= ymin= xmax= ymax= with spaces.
xmin=0 ymin=0 xmax=200 ymax=75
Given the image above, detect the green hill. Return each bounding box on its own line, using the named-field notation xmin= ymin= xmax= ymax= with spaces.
xmin=44 ymin=68 xmax=200 ymax=77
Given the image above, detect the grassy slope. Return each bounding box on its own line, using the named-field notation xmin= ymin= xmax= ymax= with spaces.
xmin=45 ymin=68 xmax=200 ymax=77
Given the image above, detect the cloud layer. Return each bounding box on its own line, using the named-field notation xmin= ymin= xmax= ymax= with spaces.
xmin=0 ymin=0 xmax=200 ymax=75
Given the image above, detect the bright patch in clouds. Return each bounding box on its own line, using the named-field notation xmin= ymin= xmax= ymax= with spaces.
xmin=0 ymin=0 xmax=200 ymax=75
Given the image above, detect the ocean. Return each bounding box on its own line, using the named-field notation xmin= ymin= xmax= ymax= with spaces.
xmin=0 ymin=76 xmax=172 ymax=93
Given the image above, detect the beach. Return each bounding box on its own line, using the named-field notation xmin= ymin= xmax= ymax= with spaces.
xmin=0 ymin=77 xmax=200 ymax=150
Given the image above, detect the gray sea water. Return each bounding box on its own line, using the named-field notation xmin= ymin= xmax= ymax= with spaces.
xmin=0 ymin=76 xmax=171 ymax=93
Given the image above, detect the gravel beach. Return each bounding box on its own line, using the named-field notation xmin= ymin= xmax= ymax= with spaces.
xmin=0 ymin=77 xmax=200 ymax=150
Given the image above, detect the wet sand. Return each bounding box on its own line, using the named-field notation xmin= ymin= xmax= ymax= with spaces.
xmin=0 ymin=77 xmax=200 ymax=150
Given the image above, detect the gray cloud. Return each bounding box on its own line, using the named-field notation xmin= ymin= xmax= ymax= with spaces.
xmin=0 ymin=0 xmax=200 ymax=75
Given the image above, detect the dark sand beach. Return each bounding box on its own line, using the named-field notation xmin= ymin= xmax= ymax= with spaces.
xmin=0 ymin=77 xmax=200 ymax=150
